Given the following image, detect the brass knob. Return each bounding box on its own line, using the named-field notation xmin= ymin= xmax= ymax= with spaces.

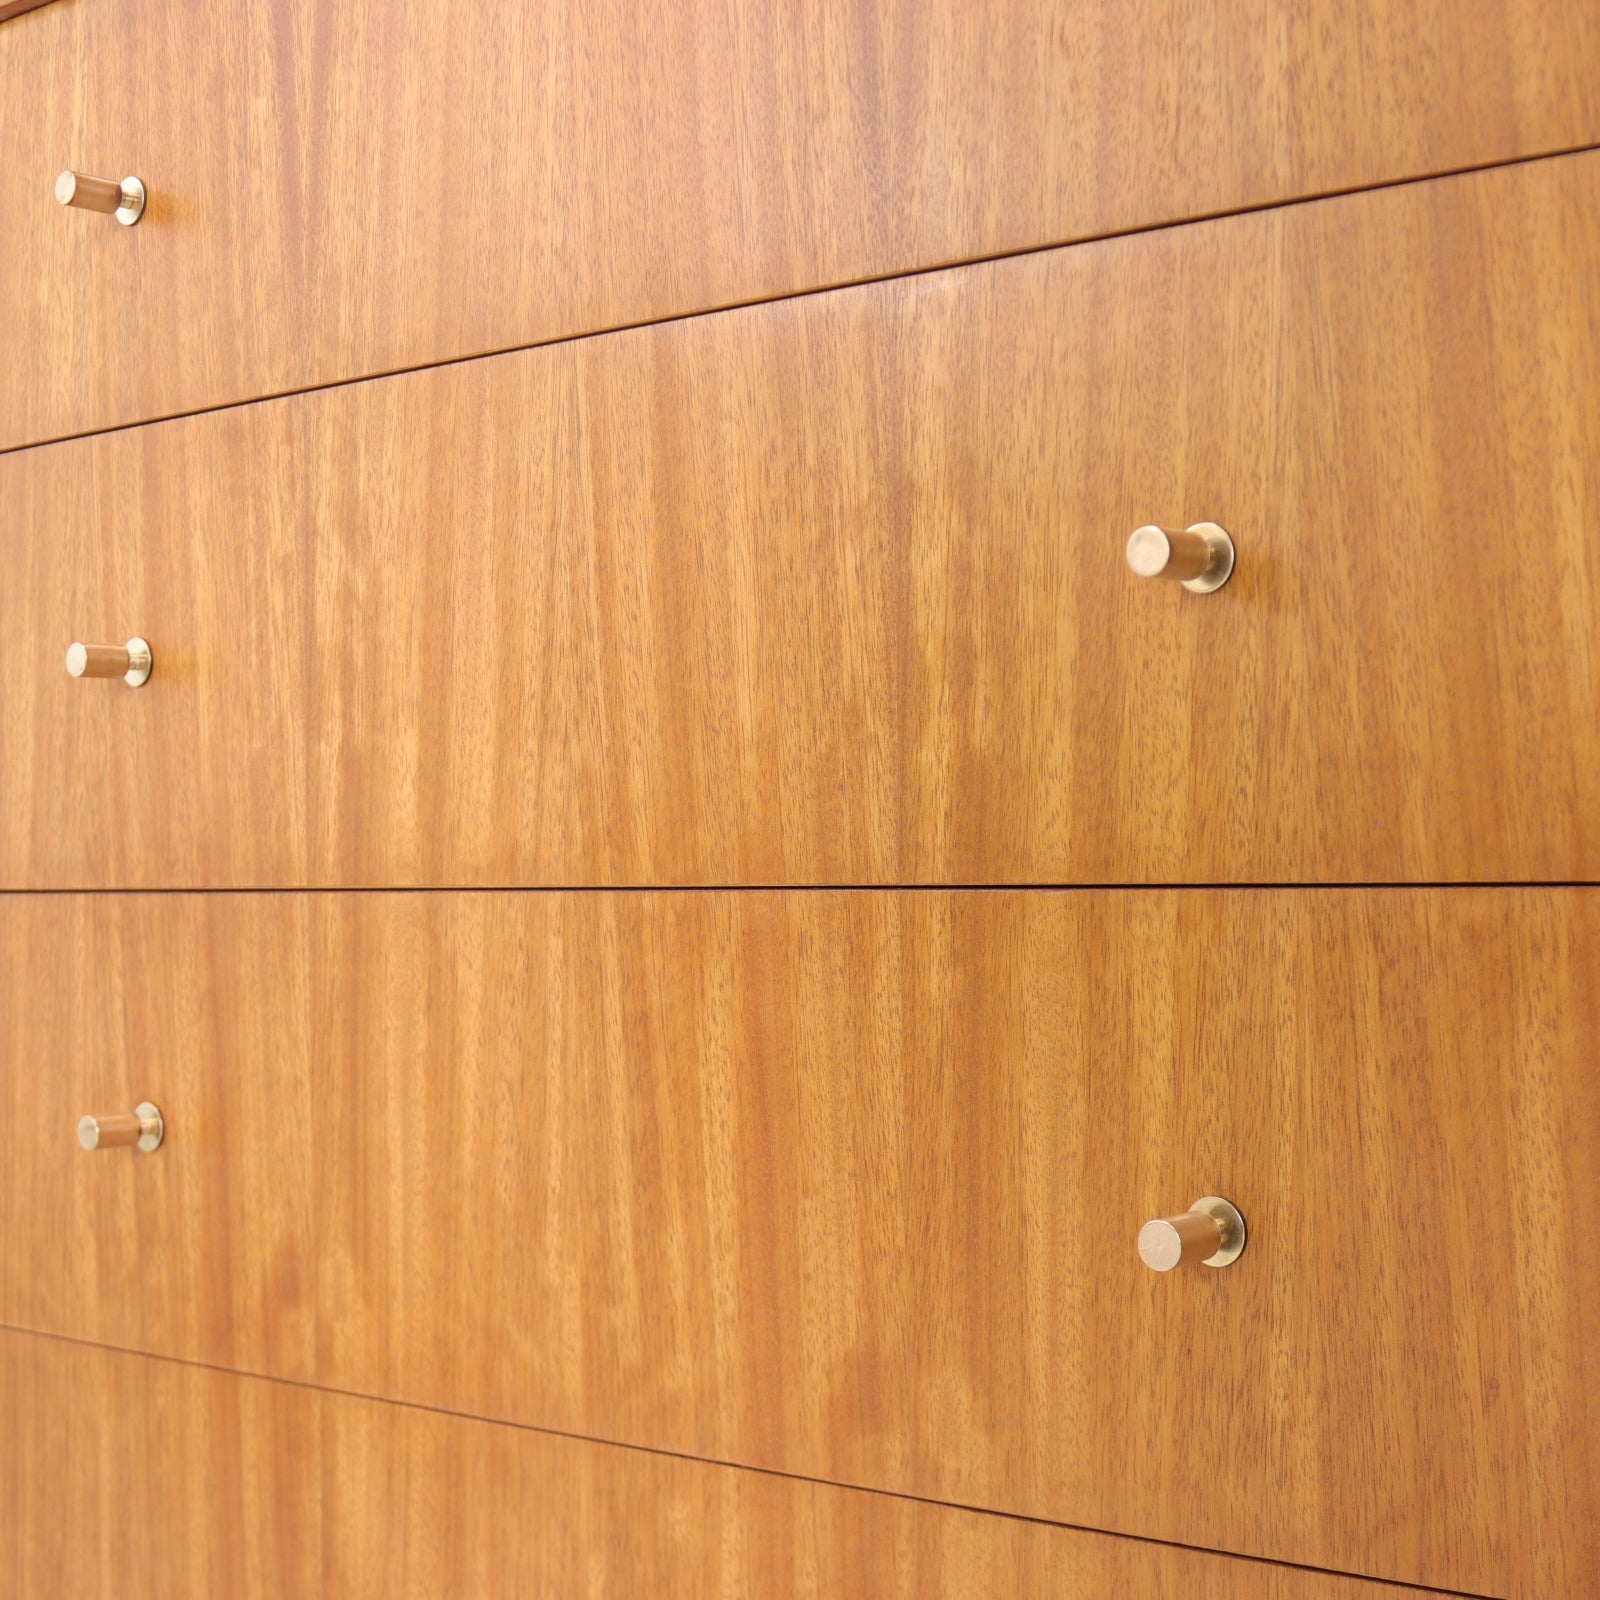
xmin=55 ymin=170 xmax=146 ymax=226
xmin=66 ymin=638 xmax=153 ymax=688
xmin=1138 ymin=1196 xmax=1246 ymax=1270
xmin=78 ymin=1102 xmax=164 ymax=1153
xmin=1125 ymin=521 xmax=1235 ymax=593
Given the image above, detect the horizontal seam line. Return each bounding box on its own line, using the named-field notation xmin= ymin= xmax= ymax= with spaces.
xmin=3 ymin=138 xmax=1597 ymax=459
xmin=0 ymin=881 xmax=1596 ymax=897
xmin=0 ymin=1323 xmax=1483 ymax=1598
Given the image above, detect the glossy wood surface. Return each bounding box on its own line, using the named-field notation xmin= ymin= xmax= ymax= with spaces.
xmin=2 ymin=0 xmax=1598 ymax=449
xmin=6 ymin=152 xmax=1600 ymax=890
xmin=2 ymin=889 xmax=1593 ymax=1596
xmin=0 ymin=1332 xmax=1460 ymax=1600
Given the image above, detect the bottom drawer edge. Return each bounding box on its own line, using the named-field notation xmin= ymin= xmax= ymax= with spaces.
xmin=1 ymin=1328 xmax=1464 ymax=1599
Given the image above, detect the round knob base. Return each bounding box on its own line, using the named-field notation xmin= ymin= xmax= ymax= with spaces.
xmin=122 ymin=637 xmax=153 ymax=687
xmin=1188 ymin=1195 xmax=1246 ymax=1265
xmin=1178 ymin=523 xmax=1235 ymax=593
xmin=114 ymin=176 xmax=146 ymax=226
xmin=132 ymin=1101 xmax=164 ymax=1152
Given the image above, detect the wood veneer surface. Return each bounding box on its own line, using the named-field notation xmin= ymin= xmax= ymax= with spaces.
xmin=1 ymin=0 xmax=1597 ymax=448
xmin=2 ymin=889 xmax=1594 ymax=1595
xmin=0 ymin=1330 xmax=1463 ymax=1600
xmin=4 ymin=152 xmax=1599 ymax=889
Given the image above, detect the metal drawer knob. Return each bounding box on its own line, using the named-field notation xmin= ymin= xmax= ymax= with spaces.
xmin=1125 ymin=521 xmax=1235 ymax=593
xmin=55 ymin=170 xmax=146 ymax=226
xmin=1138 ymin=1196 xmax=1246 ymax=1270
xmin=78 ymin=1103 xmax=164 ymax=1153
xmin=66 ymin=638 xmax=153 ymax=688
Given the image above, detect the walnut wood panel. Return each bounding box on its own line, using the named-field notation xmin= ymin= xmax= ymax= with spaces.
xmin=6 ymin=152 xmax=1600 ymax=890
xmin=2 ymin=0 xmax=1599 ymax=450
xmin=2 ymin=890 xmax=1594 ymax=1595
xmin=0 ymin=1332 xmax=1456 ymax=1600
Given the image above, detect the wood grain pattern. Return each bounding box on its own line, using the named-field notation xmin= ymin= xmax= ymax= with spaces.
xmin=5 ymin=151 xmax=1599 ymax=890
xmin=1 ymin=0 xmax=1597 ymax=450
xmin=2 ymin=889 xmax=1594 ymax=1596
xmin=0 ymin=1332 xmax=1460 ymax=1600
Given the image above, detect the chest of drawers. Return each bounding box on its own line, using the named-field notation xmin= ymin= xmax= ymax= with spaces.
xmin=3 ymin=3 xmax=1597 ymax=1597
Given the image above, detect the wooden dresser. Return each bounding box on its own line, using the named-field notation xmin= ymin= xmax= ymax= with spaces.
xmin=3 ymin=3 xmax=1597 ymax=1596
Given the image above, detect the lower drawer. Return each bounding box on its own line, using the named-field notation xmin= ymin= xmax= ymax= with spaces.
xmin=2 ymin=891 xmax=1595 ymax=1595
xmin=0 ymin=1330 xmax=1463 ymax=1599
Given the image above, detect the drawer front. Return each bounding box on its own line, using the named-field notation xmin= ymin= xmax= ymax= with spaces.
xmin=1 ymin=1 xmax=1597 ymax=450
xmin=3 ymin=890 xmax=1594 ymax=1596
xmin=5 ymin=153 xmax=1600 ymax=892
xmin=0 ymin=1332 xmax=1456 ymax=1600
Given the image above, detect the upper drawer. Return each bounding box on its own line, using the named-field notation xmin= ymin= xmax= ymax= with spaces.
xmin=2 ymin=888 xmax=1594 ymax=1596
xmin=1 ymin=0 xmax=1597 ymax=450
xmin=4 ymin=153 xmax=1598 ymax=890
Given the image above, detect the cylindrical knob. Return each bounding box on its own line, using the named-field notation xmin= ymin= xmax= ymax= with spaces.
xmin=66 ymin=638 xmax=153 ymax=688
xmin=55 ymin=170 xmax=146 ymax=225
xmin=78 ymin=1102 xmax=164 ymax=1153
xmin=1138 ymin=1195 xmax=1247 ymax=1270
xmin=1125 ymin=521 xmax=1236 ymax=593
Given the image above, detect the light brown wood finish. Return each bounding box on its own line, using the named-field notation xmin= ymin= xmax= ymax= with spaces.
xmin=2 ymin=0 xmax=1599 ymax=450
xmin=0 ymin=0 xmax=54 ymax=24
xmin=6 ymin=152 xmax=1600 ymax=891
xmin=0 ymin=1332 xmax=1461 ymax=1600
xmin=2 ymin=889 xmax=1594 ymax=1596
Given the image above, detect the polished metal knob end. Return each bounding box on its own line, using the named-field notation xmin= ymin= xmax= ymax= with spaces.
xmin=66 ymin=638 xmax=152 ymax=687
xmin=1138 ymin=1196 xmax=1246 ymax=1270
xmin=1126 ymin=521 xmax=1235 ymax=593
xmin=55 ymin=170 xmax=145 ymax=225
xmin=78 ymin=1102 xmax=164 ymax=1153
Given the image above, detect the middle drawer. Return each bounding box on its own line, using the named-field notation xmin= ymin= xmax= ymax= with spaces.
xmin=4 ymin=888 xmax=1595 ymax=1596
xmin=5 ymin=150 xmax=1598 ymax=891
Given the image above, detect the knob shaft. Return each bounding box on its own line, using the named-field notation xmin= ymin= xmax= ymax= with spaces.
xmin=1126 ymin=521 xmax=1235 ymax=593
xmin=56 ymin=170 xmax=146 ymax=225
xmin=66 ymin=638 xmax=153 ymax=688
xmin=1138 ymin=1195 xmax=1246 ymax=1270
xmin=78 ymin=1102 xmax=164 ymax=1153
